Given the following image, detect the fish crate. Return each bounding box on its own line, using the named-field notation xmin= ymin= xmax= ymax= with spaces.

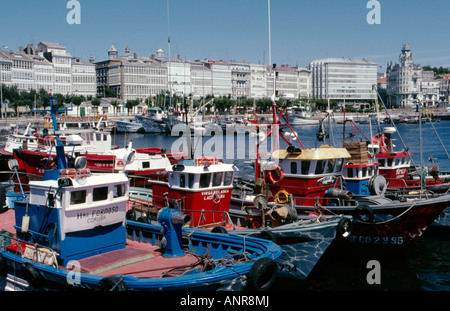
xmin=343 ymin=141 xmax=369 ymax=164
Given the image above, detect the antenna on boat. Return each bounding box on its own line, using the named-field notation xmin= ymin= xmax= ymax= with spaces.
xmin=33 ymin=95 xmax=73 ymax=170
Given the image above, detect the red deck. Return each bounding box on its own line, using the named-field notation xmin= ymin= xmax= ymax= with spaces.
xmin=77 ymin=239 xmax=200 ymax=278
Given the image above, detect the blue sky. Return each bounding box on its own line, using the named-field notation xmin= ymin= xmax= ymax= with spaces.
xmin=1 ymin=0 xmax=450 ymax=71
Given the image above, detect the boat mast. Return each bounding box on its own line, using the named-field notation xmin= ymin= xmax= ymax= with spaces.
xmin=418 ymin=93 xmax=424 ymax=193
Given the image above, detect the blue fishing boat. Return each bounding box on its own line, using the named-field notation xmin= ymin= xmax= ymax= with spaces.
xmin=0 ymin=96 xmax=281 ymax=291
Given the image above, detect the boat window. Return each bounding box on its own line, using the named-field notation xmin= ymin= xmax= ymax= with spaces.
xmin=301 ymin=161 xmax=310 ymax=174
xmin=200 ymin=173 xmax=211 ymax=188
xmin=142 ymin=161 xmax=150 ymax=169
xmin=93 ymin=186 xmax=109 ymax=201
xmin=362 ymin=167 xmax=367 ymax=178
xmin=315 ymin=160 xmax=326 ymax=174
xmin=387 ymin=158 xmax=393 ymax=167
xmin=224 ymin=171 xmax=233 ymax=186
xmin=347 ymin=168 xmax=354 ymax=178
xmin=326 ymin=159 xmax=335 ymax=173
xmin=113 ymin=184 xmax=125 ymax=198
xmin=335 ymin=158 xmax=344 ymax=172
xmin=212 ymin=172 xmax=223 ymax=187
xmin=188 ymin=174 xmax=195 ymax=188
xmin=378 ymin=158 xmax=385 ymax=167
xmin=180 ymin=174 xmax=186 ymax=188
xmin=291 ymin=161 xmax=298 ymax=174
xmin=71 ymin=190 xmax=86 ymax=205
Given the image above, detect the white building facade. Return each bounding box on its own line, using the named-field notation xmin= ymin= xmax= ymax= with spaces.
xmin=71 ymin=57 xmax=96 ymax=98
xmin=386 ymin=43 xmax=423 ymax=108
xmin=310 ymin=58 xmax=377 ymax=101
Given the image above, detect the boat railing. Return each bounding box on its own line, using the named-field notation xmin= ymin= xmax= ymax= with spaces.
xmin=185 ymin=208 xmax=235 ymax=230
xmin=127 ymin=192 xmax=236 ymax=230
xmin=0 ymin=232 xmax=59 ymax=268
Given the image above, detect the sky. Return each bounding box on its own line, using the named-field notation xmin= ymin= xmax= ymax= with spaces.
xmin=1 ymin=0 xmax=450 ymax=71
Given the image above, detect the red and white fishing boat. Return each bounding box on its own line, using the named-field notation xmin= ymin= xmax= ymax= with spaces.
xmin=371 ymin=126 xmax=450 ymax=193
xmin=230 ymin=96 xmax=450 ymax=250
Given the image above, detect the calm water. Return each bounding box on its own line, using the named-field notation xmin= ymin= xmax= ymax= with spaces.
xmin=115 ymin=120 xmax=450 ymax=291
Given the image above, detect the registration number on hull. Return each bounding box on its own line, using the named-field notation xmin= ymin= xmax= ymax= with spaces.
xmin=349 ymin=235 xmax=405 ymax=245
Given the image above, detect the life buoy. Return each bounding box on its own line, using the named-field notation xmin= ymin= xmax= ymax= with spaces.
xmin=336 ymin=218 xmax=352 ymax=240
xmin=21 ymin=262 xmax=41 ymax=288
xmin=274 ymin=189 xmax=289 ymax=204
xmin=372 ymin=134 xmax=387 ymax=153
xmin=353 ymin=206 xmax=374 ymax=223
xmin=268 ymin=165 xmax=284 ymax=184
xmin=212 ymin=193 xmax=221 ymax=204
xmin=96 ymin=276 xmax=128 ymax=291
xmin=246 ymin=257 xmax=278 ymax=291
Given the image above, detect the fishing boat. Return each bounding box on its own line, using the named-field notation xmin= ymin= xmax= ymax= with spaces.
xmin=0 ymin=95 xmax=282 ymax=291
xmin=135 ymin=107 xmax=169 ymax=133
xmin=84 ymin=142 xmax=172 ymax=185
xmin=331 ymin=117 xmax=450 ymax=249
xmin=113 ymin=118 xmax=144 ymax=133
xmin=127 ymin=156 xmax=352 ymax=280
xmin=289 ymin=106 xmax=319 ymax=126
xmin=230 ymin=94 xmax=450 ymax=250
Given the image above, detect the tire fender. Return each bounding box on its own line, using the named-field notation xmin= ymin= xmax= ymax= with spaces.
xmin=336 ymin=218 xmax=353 ymax=239
xmin=247 ymin=257 xmax=278 ymax=291
xmin=353 ymin=206 xmax=375 ymax=223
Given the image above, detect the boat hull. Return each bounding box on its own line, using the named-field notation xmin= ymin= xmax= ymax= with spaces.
xmin=135 ymin=115 xmax=169 ymax=133
xmin=231 ymin=194 xmax=450 ymax=250
xmin=226 ymin=213 xmax=345 ymax=280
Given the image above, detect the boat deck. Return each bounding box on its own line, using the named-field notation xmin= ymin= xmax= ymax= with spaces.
xmin=77 ymin=239 xmax=201 ymax=278
xmin=0 ymin=209 xmax=16 ymax=237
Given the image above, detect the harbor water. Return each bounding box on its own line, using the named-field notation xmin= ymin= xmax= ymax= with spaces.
xmin=113 ymin=120 xmax=450 ymax=291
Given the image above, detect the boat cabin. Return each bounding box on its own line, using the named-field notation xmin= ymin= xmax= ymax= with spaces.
xmin=260 ymin=145 xmax=351 ymax=206
xmin=12 ymin=157 xmax=129 ymax=266
xmin=3 ymin=133 xmax=39 ymax=154
xmin=372 ymin=127 xmax=412 ymax=189
xmin=144 ymin=107 xmax=165 ymax=120
xmin=150 ymin=157 xmax=238 ymax=227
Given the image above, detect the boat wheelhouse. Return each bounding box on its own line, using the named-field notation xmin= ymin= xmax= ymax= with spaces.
xmin=257 ymin=145 xmax=351 ymax=206
xmin=371 ymin=127 xmax=412 ymax=189
xmin=149 ymin=157 xmax=237 ymax=227
xmin=341 ymin=140 xmax=385 ymax=196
